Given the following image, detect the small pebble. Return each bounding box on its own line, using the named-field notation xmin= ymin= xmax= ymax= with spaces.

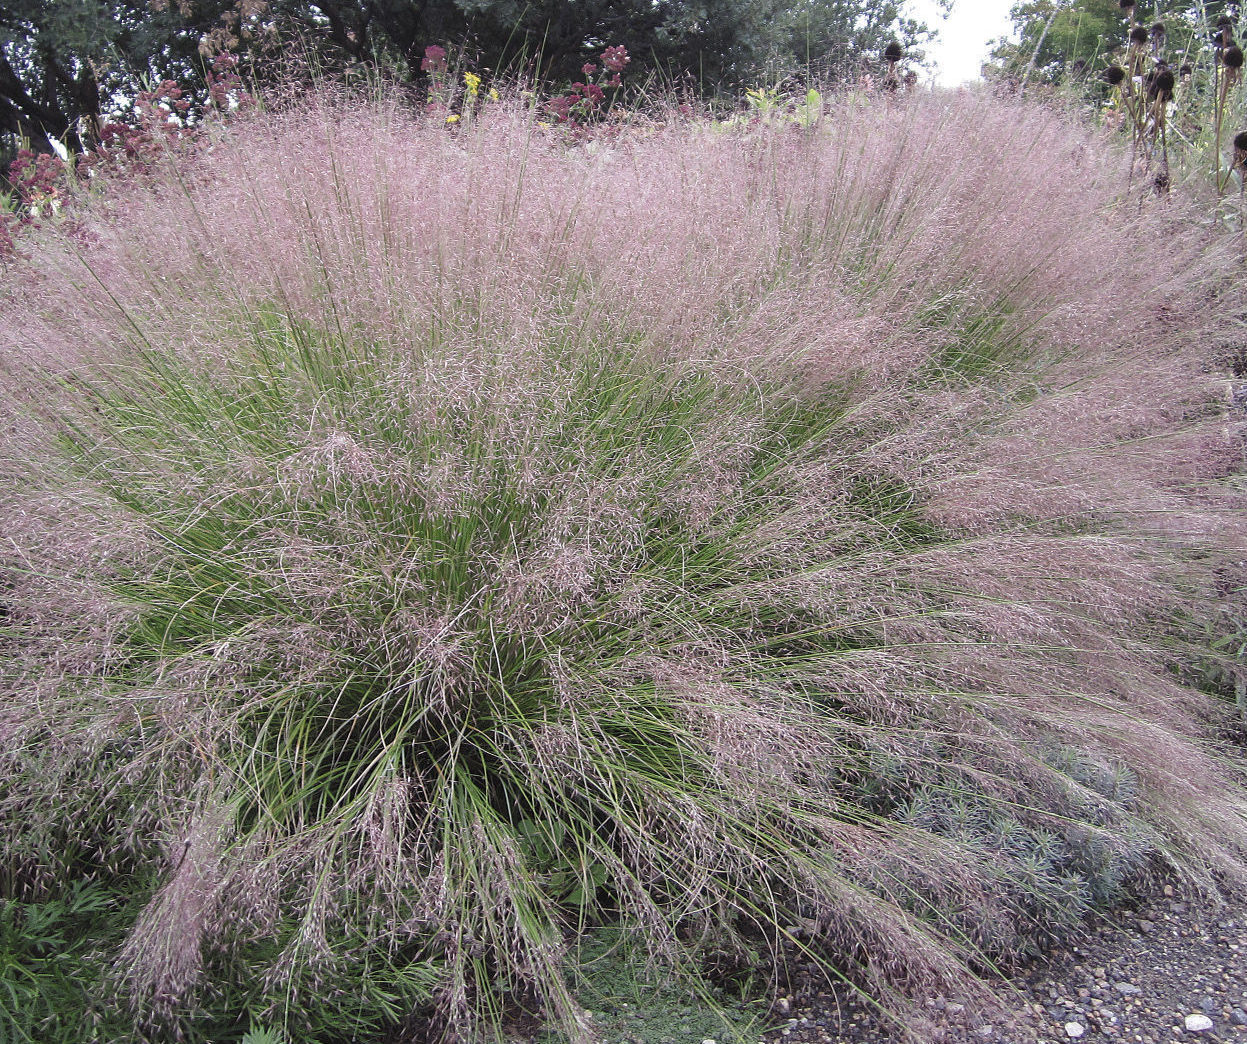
xmin=1183 ymin=1014 xmax=1214 ymax=1033
xmin=1066 ymin=1022 xmax=1086 ymax=1038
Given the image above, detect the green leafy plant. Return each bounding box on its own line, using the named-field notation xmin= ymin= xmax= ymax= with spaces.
xmin=240 ymin=1027 xmax=287 ymax=1044
xmin=0 ymin=881 xmax=128 ymax=1044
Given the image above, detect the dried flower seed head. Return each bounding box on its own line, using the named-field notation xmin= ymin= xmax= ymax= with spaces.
xmin=1234 ymin=130 xmax=1247 ymax=169
xmin=1102 ymin=64 xmax=1127 ymax=85
xmin=1119 ymin=0 xmax=1135 ymax=10
xmin=1129 ymin=25 xmax=1149 ymax=46
xmin=1149 ymin=21 xmax=1166 ymax=55
xmin=884 ymin=40 xmax=904 ymax=64
xmin=1148 ymin=65 xmax=1175 ymax=100
xmin=1225 ymin=44 xmax=1245 ymax=68
xmin=1180 ymin=62 xmax=1193 ymax=79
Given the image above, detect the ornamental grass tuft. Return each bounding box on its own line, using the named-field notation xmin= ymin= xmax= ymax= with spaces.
xmin=2 ymin=87 xmax=1247 ymax=1042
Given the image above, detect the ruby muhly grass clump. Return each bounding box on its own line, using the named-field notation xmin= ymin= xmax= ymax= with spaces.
xmin=2 ymin=89 xmax=1247 ymax=1042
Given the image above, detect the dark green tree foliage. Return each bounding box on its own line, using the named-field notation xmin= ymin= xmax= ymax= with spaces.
xmin=2 ymin=0 xmax=924 ymax=158
xmin=270 ymin=0 xmax=930 ymax=88
xmin=991 ymin=0 xmax=1126 ymax=82
xmin=268 ymin=0 xmax=787 ymax=86
xmin=774 ymin=0 xmax=930 ymax=77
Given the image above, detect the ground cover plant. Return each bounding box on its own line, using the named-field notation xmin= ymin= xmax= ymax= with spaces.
xmin=2 ymin=83 xmax=1247 ymax=1043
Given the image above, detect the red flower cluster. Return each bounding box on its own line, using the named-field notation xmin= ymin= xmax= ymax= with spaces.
xmin=547 ymin=45 xmax=629 ymax=130
xmin=1 ymin=148 xmax=69 ymax=255
xmin=7 ymin=149 xmax=65 ymax=206
xmin=208 ymin=52 xmax=251 ymax=110
xmin=422 ymin=44 xmax=448 ymax=74
xmin=80 ymin=80 xmax=195 ymax=180
xmin=602 ymin=45 xmax=629 ymax=73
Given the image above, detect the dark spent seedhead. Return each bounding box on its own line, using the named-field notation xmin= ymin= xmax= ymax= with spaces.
xmin=884 ymin=40 xmax=904 ymax=63
xmin=1180 ymin=62 xmax=1193 ymax=77
xmin=1150 ymin=67 xmax=1175 ymax=97
xmin=1225 ymin=44 xmax=1245 ymax=68
xmin=1102 ymin=64 xmax=1127 ymax=85
xmin=1129 ymin=25 xmax=1149 ymax=45
xmin=1119 ymin=0 xmax=1135 ymax=9
xmin=1234 ymin=130 xmax=1247 ymax=150
xmin=1150 ymin=22 xmax=1165 ymax=38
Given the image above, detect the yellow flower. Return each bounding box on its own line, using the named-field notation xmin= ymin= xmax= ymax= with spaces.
xmin=445 ymin=113 xmax=460 ymax=123
xmin=488 ymin=87 xmax=499 ymax=101
xmin=463 ymin=71 xmax=481 ymax=96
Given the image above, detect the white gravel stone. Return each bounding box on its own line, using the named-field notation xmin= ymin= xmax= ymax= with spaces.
xmin=1184 ymin=1014 xmax=1215 ymax=1033
xmin=1064 ymin=1021 xmax=1086 ymax=1038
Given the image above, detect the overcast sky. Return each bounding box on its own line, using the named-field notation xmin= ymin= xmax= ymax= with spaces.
xmin=905 ymin=0 xmax=1020 ymax=85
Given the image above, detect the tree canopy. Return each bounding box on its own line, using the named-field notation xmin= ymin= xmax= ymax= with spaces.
xmin=989 ymin=0 xmax=1240 ymax=85
xmin=1 ymin=0 xmax=929 ymax=157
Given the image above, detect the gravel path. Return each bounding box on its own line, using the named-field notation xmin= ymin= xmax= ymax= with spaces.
xmin=761 ymin=893 xmax=1247 ymax=1044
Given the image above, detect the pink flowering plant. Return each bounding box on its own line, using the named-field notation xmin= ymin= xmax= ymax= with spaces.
xmin=80 ymin=79 xmax=195 ymax=181
xmin=206 ymin=52 xmax=253 ymax=113
xmin=6 ymin=82 xmax=1247 ymax=1044
xmin=1 ymin=55 xmax=253 ymax=257
xmin=546 ymin=44 xmax=630 ymax=130
xmin=421 ymin=42 xmax=451 ymax=118
xmin=0 ymin=149 xmax=70 ymax=256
